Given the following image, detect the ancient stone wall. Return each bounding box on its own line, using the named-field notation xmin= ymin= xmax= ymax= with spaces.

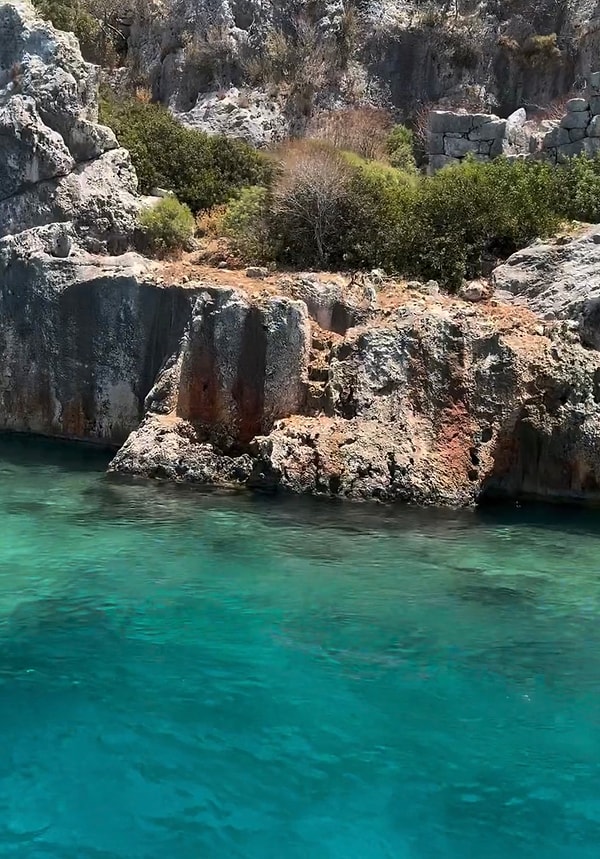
xmin=427 ymin=108 xmax=530 ymax=172
xmin=539 ymin=73 xmax=600 ymax=163
xmin=427 ymin=72 xmax=600 ymax=170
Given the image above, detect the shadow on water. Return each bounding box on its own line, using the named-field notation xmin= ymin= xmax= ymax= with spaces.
xmin=0 ymin=432 xmax=112 ymax=472
xmin=4 ymin=431 xmax=600 ymax=543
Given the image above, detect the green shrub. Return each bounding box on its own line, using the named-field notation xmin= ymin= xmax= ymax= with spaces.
xmin=385 ymin=125 xmax=418 ymax=173
xmin=99 ymin=94 xmax=272 ymax=213
xmin=342 ymin=160 xmax=417 ymax=271
xmin=33 ymin=0 xmax=123 ymax=65
xmin=558 ymin=154 xmax=600 ymax=223
xmin=408 ymin=157 xmax=562 ymax=287
xmin=138 ymin=197 xmax=195 ymax=257
xmin=222 ymin=186 xmax=273 ymax=262
xmin=253 ymin=152 xmax=564 ymax=287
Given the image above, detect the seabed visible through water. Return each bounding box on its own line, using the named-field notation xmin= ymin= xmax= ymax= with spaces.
xmin=0 ymin=434 xmax=599 ymax=858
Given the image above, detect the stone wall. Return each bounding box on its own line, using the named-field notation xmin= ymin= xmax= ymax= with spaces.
xmin=427 ymin=108 xmax=530 ymax=172
xmin=539 ymin=72 xmax=600 ymax=163
xmin=427 ymin=72 xmax=600 ymax=171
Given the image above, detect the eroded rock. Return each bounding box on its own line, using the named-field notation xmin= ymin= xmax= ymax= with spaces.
xmin=0 ymin=0 xmax=139 ymax=250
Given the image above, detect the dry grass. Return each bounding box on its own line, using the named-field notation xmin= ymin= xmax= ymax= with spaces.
xmin=308 ymin=107 xmax=392 ymax=161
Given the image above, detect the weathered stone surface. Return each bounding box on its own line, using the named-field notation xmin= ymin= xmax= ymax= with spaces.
xmin=0 ymin=0 xmax=139 ymax=249
xmin=468 ymin=119 xmax=506 ymax=141
xmin=427 ymin=132 xmax=445 ymax=155
xmin=589 ymin=72 xmax=600 ymax=91
xmin=493 ymin=226 xmax=600 ymax=346
xmin=174 ymin=87 xmax=288 ymax=148
xmin=174 ymin=288 xmax=310 ymax=446
xmin=560 ymin=111 xmax=591 ymax=129
xmin=0 ymin=241 xmax=173 ymax=442
xmin=506 ymin=107 xmax=527 ymax=128
xmin=245 ymin=266 xmax=269 ymax=279
xmin=443 ymin=136 xmax=476 ymax=157
xmin=108 ymin=415 xmax=254 ymax=485
xmin=556 ymin=140 xmax=585 ymax=161
xmin=247 ymin=303 xmax=600 ymax=505
xmin=587 ymin=115 xmax=600 ymax=136
xmin=0 ymin=95 xmax=74 ymax=198
xmin=584 ymin=137 xmax=600 ymax=156
xmin=429 ymin=111 xmax=473 ymax=134
xmin=566 ymin=97 xmax=589 ymax=112
xmin=541 ymin=124 xmax=570 ymax=149
xmin=458 ymin=281 xmax=491 ymax=302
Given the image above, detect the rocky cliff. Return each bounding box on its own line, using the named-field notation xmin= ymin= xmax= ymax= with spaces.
xmin=0 ymin=0 xmax=139 ymax=251
xmin=108 ymin=277 xmax=600 ymax=506
xmin=85 ymin=0 xmax=600 ymax=144
xmin=4 ymin=0 xmax=600 ymax=508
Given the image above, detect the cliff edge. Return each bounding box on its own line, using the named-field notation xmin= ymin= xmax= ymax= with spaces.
xmin=3 ymin=1 xmax=600 ymax=507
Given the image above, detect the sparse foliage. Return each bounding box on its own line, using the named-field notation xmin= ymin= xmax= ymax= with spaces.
xmin=309 ymin=108 xmax=392 ymax=161
xmin=269 ymin=142 xmax=353 ymax=266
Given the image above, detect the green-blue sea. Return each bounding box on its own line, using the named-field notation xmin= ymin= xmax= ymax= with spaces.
xmin=0 ymin=435 xmax=599 ymax=858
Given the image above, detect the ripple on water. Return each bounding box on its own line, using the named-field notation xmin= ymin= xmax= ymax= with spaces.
xmin=0 ymin=436 xmax=600 ymax=857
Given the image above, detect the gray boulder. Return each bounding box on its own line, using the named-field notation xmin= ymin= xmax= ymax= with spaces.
xmin=0 ymin=0 xmax=140 ymax=250
xmin=493 ymin=227 xmax=600 ymax=348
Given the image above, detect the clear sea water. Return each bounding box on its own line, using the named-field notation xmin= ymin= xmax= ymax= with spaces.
xmin=1 ymin=435 xmax=600 ymax=858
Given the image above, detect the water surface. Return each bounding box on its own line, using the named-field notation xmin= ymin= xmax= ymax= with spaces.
xmin=0 ymin=435 xmax=599 ymax=858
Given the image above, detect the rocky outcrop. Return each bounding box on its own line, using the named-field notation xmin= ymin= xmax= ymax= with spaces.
xmin=105 ymin=279 xmax=600 ymax=506
xmin=493 ymin=225 xmax=600 ymax=349
xmin=110 ymin=0 xmax=600 ymax=139
xmin=0 ymin=0 xmax=139 ymax=251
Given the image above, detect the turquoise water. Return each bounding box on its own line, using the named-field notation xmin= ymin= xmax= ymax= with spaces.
xmin=1 ymin=437 xmax=600 ymax=858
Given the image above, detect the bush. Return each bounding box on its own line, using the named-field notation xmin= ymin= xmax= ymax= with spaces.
xmin=222 ymin=186 xmax=273 ymax=262
xmin=138 ymin=197 xmax=195 ymax=257
xmin=519 ymin=33 xmax=562 ymax=67
xmin=268 ymin=142 xmax=353 ymax=267
xmin=408 ymin=157 xmax=562 ymax=287
xmin=342 ymin=160 xmax=417 ymax=271
xmin=246 ymin=151 xmax=565 ymax=287
xmin=558 ymin=154 xmax=600 ymax=223
xmin=386 ymin=125 xmax=418 ymax=172
xmin=99 ymin=93 xmax=272 ymax=213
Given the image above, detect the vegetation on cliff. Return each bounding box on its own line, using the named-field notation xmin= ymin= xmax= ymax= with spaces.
xmin=100 ymin=94 xmax=271 ymax=213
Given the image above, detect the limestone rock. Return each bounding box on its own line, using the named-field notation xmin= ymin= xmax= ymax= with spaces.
xmin=245 ymin=266 xmax=269 ymax=279
xmin=566 ymin=97 xmax=589 ymax=112
xmin=560 ymin=111 xmax=591 ymax=129
xmin=493 ymin=226 xmax=600 ymax=347
xmin=0 ymin=1 xmax=140 ymax=250
xmin=429 ymin=112 xmax=473 ymax=134
xmin=174 ymin=87 xmax=288 ymax=148
xmin=108 ymin=415 xmax=254 ymax=486
xmin=459 ymin=281 xmax=491 ymax=302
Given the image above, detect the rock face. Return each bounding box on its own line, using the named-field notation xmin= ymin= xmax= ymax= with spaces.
xmin=113 ymin=0 xmax=600 ymax=142
xmin=493 ymin=226 xmax=600 ymax=349
xmin=0 ymin=0 xmax=139 ymax=251
xmin=106 ymin=279 xmax=600 ymax=506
